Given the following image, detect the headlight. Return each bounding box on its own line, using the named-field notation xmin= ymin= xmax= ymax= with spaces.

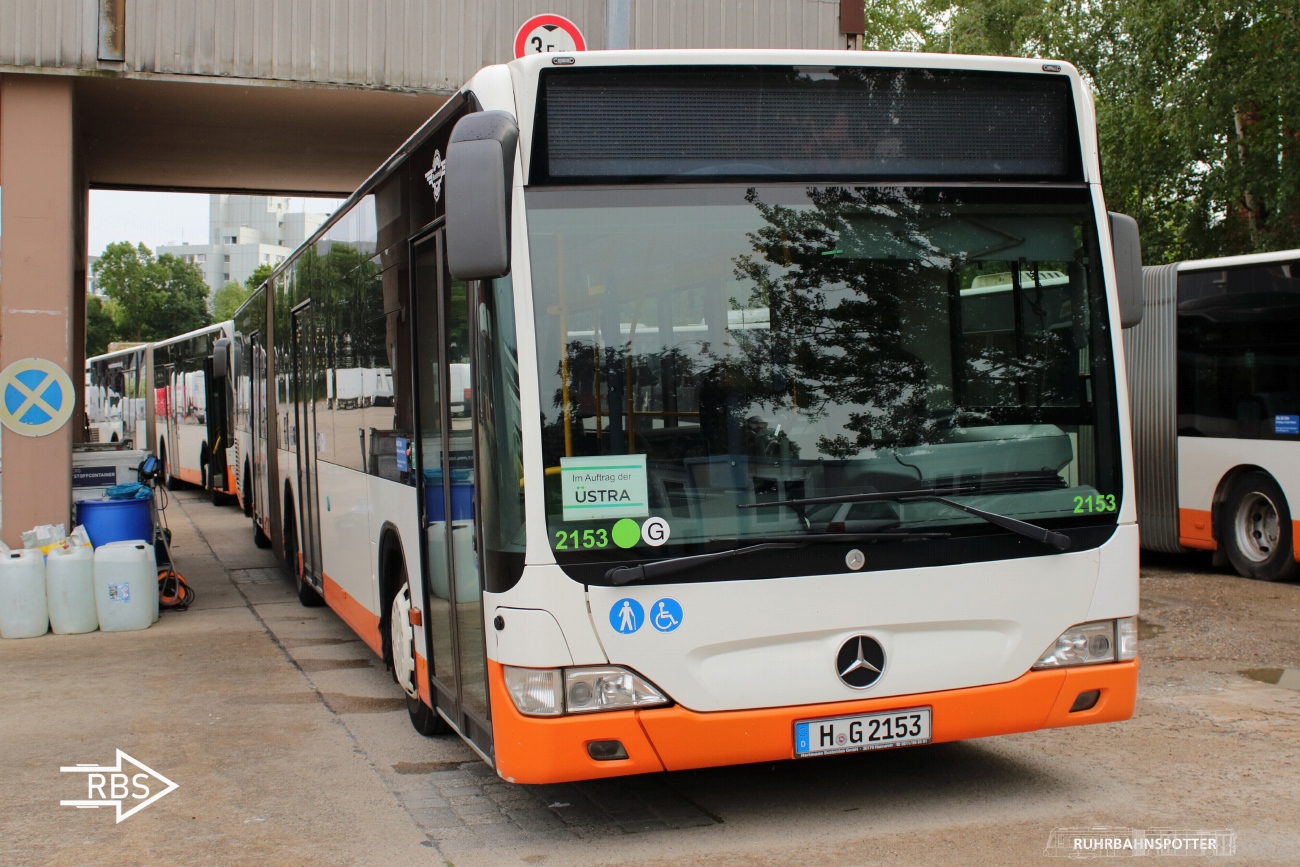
xmin=564 ymin=667 xmax=668 ymax=713
xmin=503 ymin=666 xmax=563 ymax=716
xmin=503 ymin=665 xmax=669 ymax=716
xmin=1033 ymin=618 xmax=1135 ymax=669
xmin=1116 ymin=615 xmax=1138 ymax=660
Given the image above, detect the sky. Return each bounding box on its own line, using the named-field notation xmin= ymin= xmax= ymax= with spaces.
xmin=87 ymin=190 xmax=343 ymax=260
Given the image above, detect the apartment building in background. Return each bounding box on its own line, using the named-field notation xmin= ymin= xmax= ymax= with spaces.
xmin=158 ymin=195 xmax=329 ymax=291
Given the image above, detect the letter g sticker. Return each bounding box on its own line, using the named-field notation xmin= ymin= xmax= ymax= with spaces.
xmin=641 ymin=517 xmax=670 ymax=547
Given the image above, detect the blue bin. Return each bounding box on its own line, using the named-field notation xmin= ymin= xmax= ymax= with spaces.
xmin=449 ymin=482 xmax=474 ymax=520
xmin=76 ymin=498 xmax=153 ymax=548
xmin=422 ymin=470 xmax=474 ymax=521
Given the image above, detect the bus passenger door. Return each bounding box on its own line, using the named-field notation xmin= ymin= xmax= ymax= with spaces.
xmin=250 ymin=333 xmax=266 ymax=521
xmin=412 ymin=234 xmax=492 ymax=757
xmin=290 ymin=302 xmax=324 ymax=587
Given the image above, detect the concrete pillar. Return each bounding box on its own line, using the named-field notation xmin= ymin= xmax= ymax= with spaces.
xmin=606 ymin=0 xmax=631 ymax=49
xmin=0 ymin=75 xmax=78 ymax=546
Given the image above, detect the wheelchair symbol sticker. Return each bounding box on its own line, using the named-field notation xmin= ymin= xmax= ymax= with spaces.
xmin=609 ymin=598 xmax=644 ymax=634
xmin=0 ymin=358 xmax=75 ymax=437
xmin=650 ymin=598 xmax=682 ymax=632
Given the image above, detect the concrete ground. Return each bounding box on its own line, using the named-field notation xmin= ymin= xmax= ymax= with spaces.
xmin=2 ymin=493 xmax=1299 ymax=865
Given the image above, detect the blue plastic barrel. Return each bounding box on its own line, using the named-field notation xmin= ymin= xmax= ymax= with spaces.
xmin=449 ymin=482 xmax=474 ymax=520
xmin=424 ymin=470 xmax=445 ymax=520
xmin=423 ymin=470 xmax=474 ymax=521
xmin=76 ymin=498 xmax=153 ymax=548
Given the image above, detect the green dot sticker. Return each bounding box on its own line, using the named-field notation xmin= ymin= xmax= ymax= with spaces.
xmin=612 ymin=519 xmax=641 ymax=549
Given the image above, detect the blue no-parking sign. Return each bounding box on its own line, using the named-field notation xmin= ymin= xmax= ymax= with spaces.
xmin=0 ymin=358 xmax=75 ymax=437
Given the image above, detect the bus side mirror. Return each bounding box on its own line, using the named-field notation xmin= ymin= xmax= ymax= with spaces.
xmin=1108 ymin=212 xmax=1143 ymax=328
xmin=446 ymin=111 xmax=519 ymax=281
xmin=212 ymin=338 xmax=230 ymax=380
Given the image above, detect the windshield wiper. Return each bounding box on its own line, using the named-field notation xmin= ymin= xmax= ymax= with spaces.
xmin=738 ymin=486 xmax=1071 ymax=552
xmin=604 ymin=531 xmax=949 ymax=586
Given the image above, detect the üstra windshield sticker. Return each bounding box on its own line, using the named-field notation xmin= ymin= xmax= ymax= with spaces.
xmin=560 ymin=455 xmax=649 ymax=521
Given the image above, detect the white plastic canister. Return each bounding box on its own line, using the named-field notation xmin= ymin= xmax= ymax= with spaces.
xmin=46 ymin=545 xmax=98 ymax=634
xmin=0 ymin=548 xmax=49 ymax=639
xmin=93 ymin=541 xmax=155 ymax=632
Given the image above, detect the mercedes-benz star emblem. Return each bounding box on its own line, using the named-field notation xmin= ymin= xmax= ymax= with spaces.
xmin=836 ymin=635 xmax=885 ymax=689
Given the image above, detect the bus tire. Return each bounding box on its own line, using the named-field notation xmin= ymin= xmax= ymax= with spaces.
xmin=212 ymin=490 xmax=234 ymax=507
xmin=160 ymin=442 xmax=182 ymax=491
xmin=1221 ymin=471 xmax=1299 ymax=582
xmin=385 ymin=554 xmax=447 ymax=736
xmin=284 ymin=502 xmax=325 ymax=607
xmin=253 ymin=520 xmax=272 ymax=549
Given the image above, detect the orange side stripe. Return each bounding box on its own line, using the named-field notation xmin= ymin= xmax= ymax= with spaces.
xmin=1178 ymin=507 xmax=1216 ymax=551
xmin=175 ymin=467 xmax=203 ymax=486
xmin=322 ymin=573 xmax=382 ymax=657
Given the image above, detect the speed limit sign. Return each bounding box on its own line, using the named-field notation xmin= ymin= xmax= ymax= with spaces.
xmin=514 ymin=14 xmax=587 ymax=59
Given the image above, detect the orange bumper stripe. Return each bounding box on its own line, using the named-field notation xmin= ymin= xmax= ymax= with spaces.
xmin=489 ymin=661 xmax=666 ymax=784
xmin=488 ymin=660 xmax=1138 ymax=784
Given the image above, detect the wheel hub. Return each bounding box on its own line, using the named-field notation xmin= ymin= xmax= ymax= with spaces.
xmin=1234 ymin=492 xmax=1280 ymax=563
xmin=390 ymin=586 xmax=418 ymax=698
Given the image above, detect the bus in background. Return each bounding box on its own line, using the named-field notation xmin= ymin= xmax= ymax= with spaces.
xmin=85 ymin=344 xmax=149 ymax=446
xmin=152 ymin=321 xmax=237 ymax=503
xmin=234 ymin=50 xmax=1145 ymax=784
xmin=1126 ymin=250 xmax=1300 ymax=581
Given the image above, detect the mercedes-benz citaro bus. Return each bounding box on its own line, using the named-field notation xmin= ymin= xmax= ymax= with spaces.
xmin=231 ymin=50 xmax=1147 ymax=784
xmin=1126 ymin=250 xmax=1300 ymax=581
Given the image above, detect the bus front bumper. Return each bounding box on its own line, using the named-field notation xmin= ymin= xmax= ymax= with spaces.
xmin=488 ymin=659 xmax=1137 ymax=785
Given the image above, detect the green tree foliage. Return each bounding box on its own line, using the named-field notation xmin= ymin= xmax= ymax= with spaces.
xmin=93 ymin=242 xmax=211 ymax=341
xmin=85 ymin=294 xmax=118 ymax=357
xmin=272 ymin=242 xmax=385 ymax=401
xmin=211 ymin=281 xmax=252 ymax=321
xmin=245 ymin=262 xmax=274 ymax=291
xmin=861 ymin=0 xmax=1300 ymax=261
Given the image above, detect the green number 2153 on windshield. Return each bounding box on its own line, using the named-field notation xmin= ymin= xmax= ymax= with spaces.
xmin=1074 ymin=494 xmax=1117 ymax=513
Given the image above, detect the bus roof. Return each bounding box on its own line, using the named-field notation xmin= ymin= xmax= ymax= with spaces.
xmin=1176 ymin=248 xmax=1300 ymax=273
xmin=234 ymin=49 xmax=1096 ymax=321
xmin=149 ymin=320 xmax=234 ymax=350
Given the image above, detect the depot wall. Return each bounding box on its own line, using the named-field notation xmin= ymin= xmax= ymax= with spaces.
xmin=0 ymin=0 xmax=843 ymax=89
xmin=0 ymin=75 xmax=84 ymax=546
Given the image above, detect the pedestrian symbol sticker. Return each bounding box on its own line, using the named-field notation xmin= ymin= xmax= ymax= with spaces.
xmin=609 ymin=598 xmax=644 ymax=634
xmin=0 ymin=358 xmax=75 ymax=437
xmin=651 ymin=598 xmax=683 ymax=632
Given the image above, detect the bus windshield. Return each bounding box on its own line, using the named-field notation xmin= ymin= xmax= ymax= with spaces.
xmin=527 ymin=184 xmax=1121 ymax=576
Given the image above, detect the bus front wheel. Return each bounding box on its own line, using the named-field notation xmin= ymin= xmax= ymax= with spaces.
xmin=388 ymin=567 xmax=447 ymax=737
xmin=1221 ymin=471 xmax=1299 ymax=582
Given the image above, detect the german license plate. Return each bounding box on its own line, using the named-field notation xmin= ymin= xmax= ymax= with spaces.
xmin=795 ymin=707 xmax=931 ymax=757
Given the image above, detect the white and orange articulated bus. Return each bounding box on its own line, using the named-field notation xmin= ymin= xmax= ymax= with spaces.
xmin=86 ymin=344 xmax=150 ymax=447
xmin=1127 ymin=250 xmax=1300 ymax=581
xmin=231 ymin=50 xmax=1145 ymax=783
xmin=152 ymin=321 xmax=238 ymax=502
